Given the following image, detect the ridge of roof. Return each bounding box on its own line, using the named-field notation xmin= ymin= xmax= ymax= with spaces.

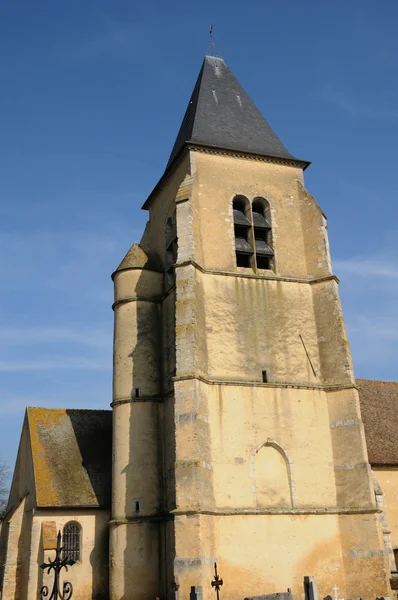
xmin=357 ymin=378 xmax=398 ymax=385
xmin=166 ymin=55 xmax=307 ymax=171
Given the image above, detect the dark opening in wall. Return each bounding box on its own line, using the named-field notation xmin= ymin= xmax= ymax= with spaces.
xmin=165 ymin=212 xmax=178 ymax=287
xmin=262 ymin=370 xmax=268 ymax=383
xmin=236 ymin=253 xmax=251 ymax=268
xmin=133 ymin=388 xmax=140 ymax=398
xmin=135 ymin=500 xmax=141 ymax=513
xmin=234 ymin=224 xmax=249 ymax=239
xmin=257 ymin=255 xmax=270 ymax=270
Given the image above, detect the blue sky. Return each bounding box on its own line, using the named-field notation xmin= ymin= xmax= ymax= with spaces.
xmin=0 ymin=0 xmax=397 ymax=471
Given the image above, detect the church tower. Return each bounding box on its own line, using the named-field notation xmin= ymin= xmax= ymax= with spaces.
xmin=110 ymin=56 xmax=391 ymax=600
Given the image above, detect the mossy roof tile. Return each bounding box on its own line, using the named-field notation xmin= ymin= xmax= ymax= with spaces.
xmin=357 ymin=379 xmax=398 ymax=465
xmin=27 ymin=407 xmax=112 ymax=508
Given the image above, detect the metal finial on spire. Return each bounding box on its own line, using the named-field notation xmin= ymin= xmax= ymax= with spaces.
xmin=208 ymin=25 xmax=215 ymax=55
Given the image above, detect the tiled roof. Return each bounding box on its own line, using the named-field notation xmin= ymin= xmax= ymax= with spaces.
xmin=357 ymin=379 xmax=398 ymax=465
xmin=28 ymin=408 xmax=112 ymax=508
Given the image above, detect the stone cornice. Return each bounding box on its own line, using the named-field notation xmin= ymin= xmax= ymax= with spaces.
xmin=175 ymin=260 xmax=340 ymax=285
xmin=173 ymin=373 xmax=356 ymax=393
xmin=111 ymin=377 xmax=357 ymax=403
xmin=112 ymin=284 xmax=175 ymax=311
xmin=171 ymin=506 xmax=379 ymax=516
xmin=112 ymin=296 xmax=162 ymax=311
xmin=188 ymin=143 xmax=311 ymax=171
xmin=111 ymin=396 xmax=162 ymax=407
xmin=109 ymin=514 xmax=172 ymax=525
xmin=111 ymin=390 xmax=175 ymax=408
xmin=109 ymin=506 xmax=380 ymax=524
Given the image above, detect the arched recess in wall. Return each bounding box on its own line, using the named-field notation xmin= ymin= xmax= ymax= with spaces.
xmin=252 ymin=440 xmax=294 ymax=508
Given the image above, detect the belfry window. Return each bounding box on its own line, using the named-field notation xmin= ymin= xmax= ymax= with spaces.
xmin=62 ymin=522 xmax=81 ymax=562
xmin=252 ymin=198 xmax=273 ymax=270
xmin=233 ymin=196 xmax=253 ymax=268
xmin=165 ymin=212 xmax=178 ymax=286
xmin=232 ymin=196 xmax=274 ymax=271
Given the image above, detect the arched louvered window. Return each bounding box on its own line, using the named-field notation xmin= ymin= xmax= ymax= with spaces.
xmin=62 ymin=522 xmax=81 ymax=562
xmin=252 ymin=198 xmax=273 ymax=270
xmin=233 ymin=196 xmax=253 ymax=268
xmin=232 ymin=196 xmax=274 ymax=271
xmin=165 ymin=211 xmax=178 ymax=286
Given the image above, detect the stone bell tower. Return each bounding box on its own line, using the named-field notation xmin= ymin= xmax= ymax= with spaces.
xmin=110 ymin=56 xmax=391 ymax=600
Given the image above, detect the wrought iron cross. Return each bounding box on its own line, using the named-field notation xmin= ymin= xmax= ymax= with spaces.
xmin=40 ymin=531 xmax=75 ymax=600
xmin=211 ymin=562 xmax=223 ymax=600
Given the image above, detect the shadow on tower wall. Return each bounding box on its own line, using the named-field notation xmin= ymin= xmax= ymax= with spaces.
xmin=121 ymin=259 xmax=176 ymax=600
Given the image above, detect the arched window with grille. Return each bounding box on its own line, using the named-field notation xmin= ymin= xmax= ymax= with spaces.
xmin=233 ymin=195 xmax=253 ymax=268
xmin=252 ymin=198 xmax=273 ymax=270
xmin=62 ymin=521 xmax=81 ymax=562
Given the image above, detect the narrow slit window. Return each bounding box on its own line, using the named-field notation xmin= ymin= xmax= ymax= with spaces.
xmin=262 ymin=370 xmax=268 ymax=383
xmin=62 ymin=522 xmax=81 ymax=562
xmin=165 ymin=213 xmax=178 ymax=286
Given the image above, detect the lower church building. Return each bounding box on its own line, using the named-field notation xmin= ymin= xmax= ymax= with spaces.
xmin=0 ymin=55 xmax=397 ymax=600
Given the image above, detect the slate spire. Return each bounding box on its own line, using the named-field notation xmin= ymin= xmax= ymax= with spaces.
xmin=167 ymin=55 xmax=308 ymax=170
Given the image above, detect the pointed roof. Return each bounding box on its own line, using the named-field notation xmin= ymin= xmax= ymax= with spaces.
xmin=112 ymin=243 xmax=161 ymax=279
xmin=166 ymin=55 xmax=309 ymax=170
xmin=142 ymin=55 xmax=310 ymax=209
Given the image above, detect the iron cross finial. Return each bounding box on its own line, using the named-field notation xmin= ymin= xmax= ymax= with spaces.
xmin=211 ymin=562 xmax=223 ymax=600
xmin=40 ymin=530 xmax=75 ymax=600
